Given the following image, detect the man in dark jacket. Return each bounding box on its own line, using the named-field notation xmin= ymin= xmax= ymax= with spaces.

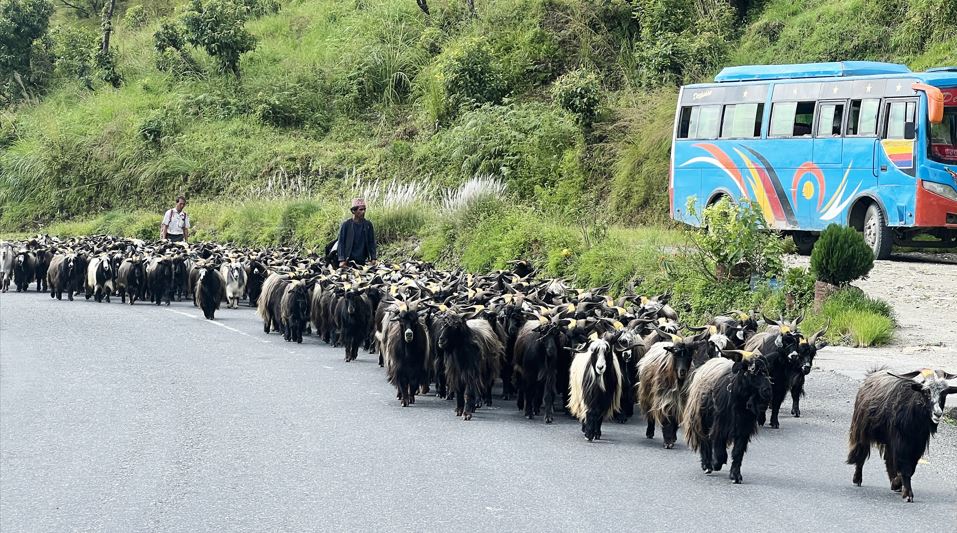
xmin=337 ymin=198 xmax=377 ymax=268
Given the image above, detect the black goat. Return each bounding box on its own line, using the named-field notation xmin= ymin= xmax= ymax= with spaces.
xmin=13 ymin=250 xmax=36 ymax=292
xmin=682 ymin=356 xmax=772 ymax=483
xmin=335 ymin=286 xmax=374 ymax=361
xmin=513 ymin=320 xmax=563 ymax=423
xmin=848 ymin=368 xmax=956 ymax=502
xmin=788 ymin=324 xmax=828 ymax=418
xmin=382 ymin=303 xmax=431 ymax=406
xmin=47 ymin=253 xmax=77 ymax=301
xmin=497 ymin=301 xmax=528 ymax=401
xmin=245 ymin=259 xmax=268 ymax=307
xmin=434 ymin=312 xmax=503 ymax=420
xmin=145 ymin=256 xmax=173 ymax=305
xmin=280 ymin=280 xmax=310 ymax=343
xmin=33 ymin=248 xmax=52 ymax=292
xmin=744 ymin=329 xmax=802 ymax=428
xmin=116 ymin=257 xmax=145 ymax=305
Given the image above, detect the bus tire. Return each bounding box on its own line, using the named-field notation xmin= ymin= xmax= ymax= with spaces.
xmin=863 ymin=203 xmax=892 ymax=260
xmin=792 ymin=232 xmax=817 ymax=256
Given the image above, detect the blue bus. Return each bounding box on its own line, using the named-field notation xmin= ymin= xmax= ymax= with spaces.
xmin=670 ymin=61 xmax=957 ymax=258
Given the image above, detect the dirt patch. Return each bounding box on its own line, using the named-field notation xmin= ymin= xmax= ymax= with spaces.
xmin=788 ymin=252 xmax=957 ymax=377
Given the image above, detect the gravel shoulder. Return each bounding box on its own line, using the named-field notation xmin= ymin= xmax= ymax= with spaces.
xmin=787 ymin=252 xmax=957 ymax=378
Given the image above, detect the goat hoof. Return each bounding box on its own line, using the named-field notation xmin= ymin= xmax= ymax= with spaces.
xmin=463 ymin=413 xmax=472 ymax=421
xmin=770 ymin=422 xmax=780 ymax=429
xmin=663 ymin=442 xmax=674 ymax=449
xmin=544 ymin=416 xmax=553 ymax=424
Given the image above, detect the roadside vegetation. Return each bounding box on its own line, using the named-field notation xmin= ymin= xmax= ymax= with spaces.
xmin=3 ymin=0 xmax=938 ymax=345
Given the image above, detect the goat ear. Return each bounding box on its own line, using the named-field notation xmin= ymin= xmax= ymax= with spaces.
xmin=889 ymin=370 xmax=922 ymax=380
xmin=947 ymin=386 xmax=957 ymax=395
xmin=942 ymin=372 xmax=957 ymax=380
xmin=721 ymin=350 xmax=746 ymax=362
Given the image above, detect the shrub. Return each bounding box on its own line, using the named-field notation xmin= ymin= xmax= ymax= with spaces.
xmin=686 ymin=197 xmax=785 ymax=280
xmin=550 ymin=69 xmax=602 ymax=124
xmin=418 ymin=37 xmax=507 ymax=125
xmin=253 ymin=79 xmax=330 ymax=131
xmin=124 ymin=5 xmax=148 ymax=29
xmin=154 ymin=21 xmax=203 ymax=77
xmin=803 ymin=287 xmax=895 ymax=347
xmin=51 ymin=25 xmax=98 ymax=88
xmin=810 ymin=224 xmax=874 ymax=286
xmin=0 ymin=0 xmax=54 ymax=104
xmin=181 ymin=0 xmax=257 ymax=77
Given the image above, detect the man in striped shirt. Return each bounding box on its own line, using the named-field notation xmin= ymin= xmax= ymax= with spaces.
xmin=161 ymin=195 xmax=190 ymax=243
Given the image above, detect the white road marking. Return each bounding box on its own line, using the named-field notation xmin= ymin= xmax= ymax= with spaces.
xmin=166 ymin=308 xmax=272 ymax=345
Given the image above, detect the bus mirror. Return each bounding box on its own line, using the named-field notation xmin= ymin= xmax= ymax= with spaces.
xmin=912 ymin=82 xmax=944 ymax=124
xmin=904 ymin=121 xmax=916 ymax=140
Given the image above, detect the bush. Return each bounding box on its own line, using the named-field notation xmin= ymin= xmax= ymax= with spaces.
xmin=124 ymin=5 xmax=148 ymax=29
xmin=416 ymin=102 xmax=586 ymax=209
xmin=182 ymin=0 xmax=257 ymax=77
xmin=803 ymin=287 xmax=895 ymax=347
xmin=686 ymin=197 xmax=785 ymax=280
xmin=550 ymin=69 xmax=602 ymax=124
xmin=811 ymin=224 xmax=874 ymax=285
xmin=418 ymin=37 xmax=507 ymax=125
xmin=0 ymin=0 xmax=54 ymax=104
xmin=253 ymin=77 xmax=330 ymax=131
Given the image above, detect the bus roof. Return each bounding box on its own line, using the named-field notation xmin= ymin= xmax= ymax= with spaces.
xmin=714 ymin=61 xmax=911 ymax=82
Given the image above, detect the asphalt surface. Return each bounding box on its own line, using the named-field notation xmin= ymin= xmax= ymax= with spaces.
xmin=1 ymin=290 xmax=955 ymax=532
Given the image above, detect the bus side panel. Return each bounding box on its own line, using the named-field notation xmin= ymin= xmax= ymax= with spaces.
xmin=672 ymin=141 xmax=704 ymax=225
xmin=874 ymin=138 xmax=918 ymax=227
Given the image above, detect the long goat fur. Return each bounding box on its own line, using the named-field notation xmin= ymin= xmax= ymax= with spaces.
xmin=568 ymin=339 xmax=623 ymax=422
xmin=682 ymin=357 xmax=735 ymax=451
xmin=638 ymin=342 xmax=687 ymax=425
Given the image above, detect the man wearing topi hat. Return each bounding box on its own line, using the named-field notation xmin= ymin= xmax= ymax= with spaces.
xmin=336 ymin=198 xmax=377 ymax=268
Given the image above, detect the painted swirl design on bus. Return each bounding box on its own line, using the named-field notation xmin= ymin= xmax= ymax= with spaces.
xmin=681 ymin=143 xmax=863 ymax=226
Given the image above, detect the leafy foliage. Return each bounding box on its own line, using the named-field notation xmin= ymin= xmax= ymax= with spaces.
xmin=0 ymin=0 xmax=54 ymax=104
xmin=182 ymin=0 xmax=257 ymax=77
xmin=686 ymin=197 xmax=785 ymax=280
xmin=123 ymin=4 xmax=148 ymax=29
xmin=550 ymin=68 xmax=601 ymax=124
xmin=811 ymin=224 xmax=874 ymax=285
xmin=418 ymin=37 xmax=507 ymax=125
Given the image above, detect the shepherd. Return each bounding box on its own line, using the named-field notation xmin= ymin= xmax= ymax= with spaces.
xmin=161 ymin=195 xmax=190 ymax=243
xmin=335 ymin=198 xmax=377 ymax=268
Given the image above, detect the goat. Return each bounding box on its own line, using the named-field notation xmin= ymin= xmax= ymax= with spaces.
xmin=0 ymin=243 xmax=13 ymax=292
xmin=788 ymin=323 xmax=828 ymax=418
xmin=257 ymin=273 xmax=288 ymax=335
xmin=220 ymin=260 xmax=246 ymax=309
xmin=47 ymin=253 xmax=77 ymax=301
xmin=382 ymin=303 xmax=431 ymax=406
xmin=744 ymin=328 xmax=803 ymax=428
xmin=335 ymin=286 xmax=374 ymax=361
xmin=847 ymin=368 xmax=956 ymax=502
xmin=568 ymin=338 xmax=623 ymax=441
xmin=434 ymin=312 xmax=503 ymax=420
xmin=194 ymin=264 xmax=225 ymax=320
xmin=512 ymin=320 xmax=563 ymax=423
xmin=145 ymin=256 xmax=173 ymax=306
xmin=280 ymin=280 xmax=310 ymax=343
xmin=245 ymin=259 xmax=268 ymax=307
xmin=85 ymin=255 xmax=115 ymax=303
xmin=33 ymin=248 xmax=52 ymax=292
xmin=13 ymin=250 xmax=36 ymax=292
xmin=682 ymin=355 xmax=772 ymax=483
xmin=171 ymin=255 xmax=190 ymax=301
xmin=638 ymin=335 xmax=711 ymax=448
xmin=116 ymin=257 xmax=146 ymax=305
xmin=497 ymin=301 xmax=528 ymax=401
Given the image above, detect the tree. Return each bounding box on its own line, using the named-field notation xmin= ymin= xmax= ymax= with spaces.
xmin=0 ymin=0 xmax=54 ymax=103
xmin=181 ymin=0 xmax=257 ymax=77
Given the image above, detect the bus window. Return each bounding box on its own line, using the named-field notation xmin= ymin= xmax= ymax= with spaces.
xmin=770 ymin=101 xmax=815 ymax=137
xmin=847 ymin=99 xmax=879 ymax=136
xmin=677 ymin=107 xmax=693 ymax=138
xmin=817 ymin=102 xmax=845 ymax=137
xmin=884 ymin=100 xmax=916 ymax=140
xmin=688 ymin=105 xmax=722 ymax=139
xmin=720 ymin=103 xmax=764 ymax=138
xmin=929 ymin=106 xmax=957 ymax=163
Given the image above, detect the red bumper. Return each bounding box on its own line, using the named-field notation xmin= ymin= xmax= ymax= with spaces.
xmin=915 ymin=180 xmax=957 ymax=227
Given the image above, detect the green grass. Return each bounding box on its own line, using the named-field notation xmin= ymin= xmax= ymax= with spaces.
xmin=802 ymin=288 xmax=896 ymax=347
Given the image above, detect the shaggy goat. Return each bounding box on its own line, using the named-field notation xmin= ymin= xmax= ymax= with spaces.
xmin=257 ymin=273 xmax=288 ymax=335
xmin=47 ymin=253 xmax=77 ymax=301
xmin=116 ymin=257 xmax=146 ymax=305
xmin=280 ymin=280 xmax=310 ymax=343
xmin=0 ymin=243 xmax=13 ymax=292
xmin=568 ymin=338 xmax=623 ymax=441
xmin=381 ymin=303 xmax=431 ymax=406
xmin=638 ymin=335 xmax=711 ymax=448
xmin=85 ymin=255 xmax=115 ymax=303
xmin=847 ymin=368 xmax=956 ymax=502
xmin=434 ymin=313 xmax=503 ymax=420
xmin=513 ymin=320 xmax=564 ymax=423
xmin=682 ymin=355 xmax=772 ymax=483
xmin=194 ymin=264 xmax=226 ymax=320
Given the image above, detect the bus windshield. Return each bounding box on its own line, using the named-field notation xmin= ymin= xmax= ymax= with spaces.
xmin=929 ymin=106 xmax=957 ymax=164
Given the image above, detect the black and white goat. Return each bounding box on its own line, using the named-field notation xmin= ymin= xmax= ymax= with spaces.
xmin=85 ymin=255 xmax=115 ymax=303
xmin=220 ymin=260 xmax=246 ymax=309
xmin=568 ymin=338 xmax=623 ymax=441
xmin=193 ymin=263 xmax=225 ymax=320
xmin=47 ymin=253 xmax=77 ymax=301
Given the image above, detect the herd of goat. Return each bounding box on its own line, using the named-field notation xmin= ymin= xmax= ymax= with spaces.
xmin=1 ymin=235 xmax=954 ymax=501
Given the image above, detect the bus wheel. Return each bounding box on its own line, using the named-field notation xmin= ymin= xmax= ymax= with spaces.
xmin=792 ymin=232 xmax=817 ymax=256
xmin=863 ymin=204 xmax=893 ymax=260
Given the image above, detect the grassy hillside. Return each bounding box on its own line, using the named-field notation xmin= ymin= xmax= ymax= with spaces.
xmin=1 ymin=0 xmax=955 ymax=232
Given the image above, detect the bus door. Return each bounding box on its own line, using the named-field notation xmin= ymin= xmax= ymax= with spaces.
xmin=813 ymin=100 xmax=845 ymax=167
xmin=877 ymin=97 xmax=918 ymax=185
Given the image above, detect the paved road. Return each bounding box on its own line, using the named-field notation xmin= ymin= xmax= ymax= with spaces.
xmin=1 ymin=291 xmax=955 ymax=532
